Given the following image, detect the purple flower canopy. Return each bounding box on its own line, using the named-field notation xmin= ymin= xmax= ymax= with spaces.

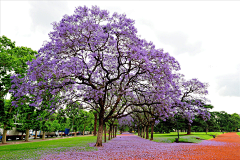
xmin=10 ymin=5 xmax=210 ymax=128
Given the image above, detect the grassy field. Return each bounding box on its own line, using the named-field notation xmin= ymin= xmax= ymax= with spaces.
xmin=0 ymin=135 xmax=113 ymax=160
xmin=134 ymin=132 xmax=223 ymax=143
xmin=237 ymin=132 xmax=240 ymax=136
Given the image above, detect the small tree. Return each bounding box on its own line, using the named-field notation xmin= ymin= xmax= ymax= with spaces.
xmin=51 ymin=120 xmax=60 ymax=135
xmin=0 ymin=99 xmax=16 ymax=143
xmin=17 ymin=103 xmax=36 ymax=141
xmin=56 ymin=108 xmax=67 ymax=137
xmin=31 ymin=111 xmax=42 ymax=139
xmin=78 ymin=110 xmax=94 ymax=136
xmin=173 ymin=78 xmax=211 ymax=135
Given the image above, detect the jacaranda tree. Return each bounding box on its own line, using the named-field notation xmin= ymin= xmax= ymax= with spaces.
xmin=173 ymin=77 xmax=211 ymax=135
xmin=10 ymin=5 xmax=183 ymax=146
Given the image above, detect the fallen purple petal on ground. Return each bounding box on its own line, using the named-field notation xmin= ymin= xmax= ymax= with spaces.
xmin=40 ymin=133 xmax=239 ymax=160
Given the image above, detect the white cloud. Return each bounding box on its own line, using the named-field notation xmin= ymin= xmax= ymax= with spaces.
xmin=156 ymin=31 xmax=202 ymax=56
xmin=28 ymin=1 xmax=71 ymax=35
xmin=216 ymin=69 xmax=240 ymax=97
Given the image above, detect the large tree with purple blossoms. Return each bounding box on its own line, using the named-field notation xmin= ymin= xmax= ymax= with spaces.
xmin=10 ymin=6 xmax=182 ymax=146
xmin=118 ymin=115 xmax=134 ymax=133
xmin=173 ymin=78 xmax=211 ymax=135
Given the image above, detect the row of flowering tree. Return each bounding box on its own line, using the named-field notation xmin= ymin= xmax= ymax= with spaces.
xmin=118 ymin=75 xmax=212 ymax=140
xmin=9 ymin=5 xmax=211 ymax=146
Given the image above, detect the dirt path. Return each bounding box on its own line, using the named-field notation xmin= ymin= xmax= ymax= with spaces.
xmin=41 ymin=132 xmax=240 ymax=160
xmin=0 ymin=135 xmax=93 ymax=146
xmin=178 ymin=132 xmax=240 ymax=159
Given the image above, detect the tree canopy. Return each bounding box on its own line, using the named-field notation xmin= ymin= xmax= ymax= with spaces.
xmin=9 ymin=5 xmax=212 ymax=146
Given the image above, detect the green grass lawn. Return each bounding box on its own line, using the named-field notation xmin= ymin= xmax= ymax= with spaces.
xmin=0 ymin=135 xmax=112 ymax=160
xmin=237 ymin=132 xmax=240 ymax=136
xmin=134 ymin=132 xmax=223 ymax=143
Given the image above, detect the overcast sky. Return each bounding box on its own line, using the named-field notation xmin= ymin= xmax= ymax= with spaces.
xmin=1 ymin=1 xmax=240 ymax=114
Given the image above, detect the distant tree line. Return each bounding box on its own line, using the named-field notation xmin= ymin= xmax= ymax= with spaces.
xmin=122 ymin=110 xmax=240 ymax=134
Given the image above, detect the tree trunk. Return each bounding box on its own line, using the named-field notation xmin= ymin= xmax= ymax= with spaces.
xmin=25 ymin=114 xmax=31 ymax=142
xmin=34 ymin=130 xmax=37 ymax=139
xmin=95 ymin=110 xmax=104 ymax=147
xmin=111 ymin=125 xmax=113 ymax=138
xmin=112 ymin=125 xmax=114 ymax=138
xmin=72 ymin=116 xmax=75 ymax=135
xmin=61 ymin=131 xmax=63 ymax=138
xmin=42 ymin=131 xmax=45 ymax=140
xmin=114 ymin=125 xmax=115 ymax=137
xmin=110 ymin=125 xmax=113 ymax=139
xmin=94 ymin=113 xmax=97 ymax=136
xmin=141 ymin=127 xmax=143 ymax=137
xmin=2 ymin=106 xmax=13 ymax=144
xmin=74 ymin=131 xmax=77 ymax=137
xmin=146 ymin=125 xmax=149 ymax=139
xmin=83 ymin=124 xmax=86 ymax=136
xmin=114 ymin=125 xmax=116 ymax=137
xmin=113 ymin=125 xmax=115 ymax=138
xmin=115 ymin=125 xmax=117 ymax=137
xmin=150 ymin=121 xmax=154 ymax=140
xmin=109 ymin=126 xmax=111 ymax=140
xmin=206 ymin=126 xmax=208 ymax=134
xmin=108 ymin=129 xmax=110 ymax=140
xmin=2 ymin=124 xmax=7 ymax=144
xmin=143 ymin=126 xmax=145 ymax=138
xmin=21 ymin=132 xmax=23 ymax=140
xmin=187 ymin=124 xmax=191 ymax=135
xmin=144 ymin=128 xmax=145 ymax=137
xmin=140 ymin=127 xmax=142 ymax=137
xmin=138 ymin=126 xmax=140 ymax=136
xmin=25 ymin=129 xmax=30 ymax=142
xmin=104 ymin=124 xmax=106 ymax=142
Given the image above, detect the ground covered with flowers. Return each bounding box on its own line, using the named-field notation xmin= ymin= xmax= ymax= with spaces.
xmin=40 ymin=132 xmax=240 ymax=160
